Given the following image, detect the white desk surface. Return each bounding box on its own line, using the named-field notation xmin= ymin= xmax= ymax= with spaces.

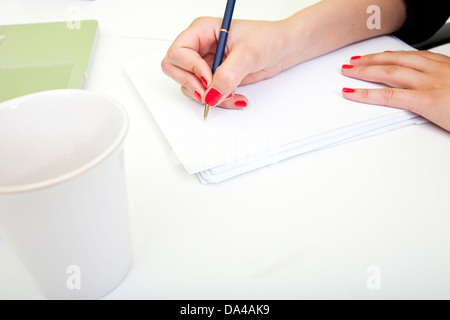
xmin=1 ymin=0 xmax=450 ymax=300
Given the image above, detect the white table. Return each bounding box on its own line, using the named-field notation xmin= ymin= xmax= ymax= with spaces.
xmin=1 ymin=0 xmax=450 ymax=300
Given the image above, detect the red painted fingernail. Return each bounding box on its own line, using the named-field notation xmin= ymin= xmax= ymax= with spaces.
xmin=194 ymin=91 xmax=202 ymax=103
xmin=205 ymin=88 xmax=223 ymax=106
xmin=234 ymin=100 xmax=247 ymax=108
xmin=342 ymin=64 xmax=354 ymax=69
xmin=343 ymin=88 xmax=355 ymax=93
xmin=351 ymin=56 xmax=362 ymax=60
xmin=226 ymin=93 xmax=234 ymax=99
xmin=200 ymin=76 xmax=208 ymax=88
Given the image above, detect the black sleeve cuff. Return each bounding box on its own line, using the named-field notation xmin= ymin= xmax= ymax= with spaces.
xmin=393 ymin=0 xmax=450 ymax=45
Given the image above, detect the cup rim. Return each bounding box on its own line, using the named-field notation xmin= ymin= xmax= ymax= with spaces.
xmin=0 ymin=89 xmax=129 ymax=195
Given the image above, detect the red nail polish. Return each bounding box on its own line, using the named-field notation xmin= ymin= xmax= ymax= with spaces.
xmin=205 ymin=88 xmax=223 ymax=106
xmin=200 ymin=76 xmax=208 ymax=88
xmin=343 ymin=88 xmax=355 ymax=93
xmin=342 ymin=64 xmax=354 ymax=69
xmin=226 ymin=93 xmax=234 ymax=99
xmin=234 ymin=100 xmax=247 ymax=108
xmin=351 ymin=56 xmax=362 ymax=60
xmin=194 ymin=91 xmax=202 ymax=103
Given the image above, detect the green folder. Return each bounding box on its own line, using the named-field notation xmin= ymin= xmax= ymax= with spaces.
xmin=0 ymin=20 xmax=98 ymax=102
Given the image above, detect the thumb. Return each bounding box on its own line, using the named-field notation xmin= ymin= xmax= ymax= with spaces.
xmin=204 ymin=47 xmax=255 ymax=107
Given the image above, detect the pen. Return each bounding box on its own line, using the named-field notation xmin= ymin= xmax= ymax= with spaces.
xmin=204 ymin=0 xmax=236 ymax=120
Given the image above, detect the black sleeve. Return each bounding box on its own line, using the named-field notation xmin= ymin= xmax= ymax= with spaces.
xmin=393 ymin=0 xmax=450 ymax=45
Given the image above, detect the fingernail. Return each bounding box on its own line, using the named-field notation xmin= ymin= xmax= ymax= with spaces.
xmin=351 ymin=56 xmax=362 ymax=60
xmin=226 ymin=93 xmax=234 ymax=99
xmin=234 ymin=100 xmax=247 ymax=108
xmin=194 ymin=91 xmax=202 ymax=103
xmin=343 ymin=88 xmax=355 ymax=93
xmin=342 ymin=64 xmax=354 ymax=69
xmin=200 ymin=76 xmax=208 ymax=88
xmin=205 ymin=88 xmax=223 ymax=106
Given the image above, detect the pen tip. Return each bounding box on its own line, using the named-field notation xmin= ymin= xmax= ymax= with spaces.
xmin=204 ymin=104 xmax=211 ymax=120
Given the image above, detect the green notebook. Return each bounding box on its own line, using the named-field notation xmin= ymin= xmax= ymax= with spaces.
xmin=0 ymin=20 xmax=98 ymax=102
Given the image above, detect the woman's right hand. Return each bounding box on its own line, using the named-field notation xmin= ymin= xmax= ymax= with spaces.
xmin=161 ymin=17 xmax=297 ymax=109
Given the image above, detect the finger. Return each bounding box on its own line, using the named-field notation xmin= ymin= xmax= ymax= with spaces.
xmin=162 ymin=57 xmax=206 ymax=94
xmin=350 ymin=51 xmax=437 ymax=72
xmin=207 ymin=91 xmax=248 ymax=109
xmin=181 ymin=86 xmax=248 ymax=111
xmin=165 ymin=46 xmax=213 ymax=88
xmin=181 ymin=86 xmax=203 ymax=104
xmin=204 ymin=44 xmax=259 ymax=106
xmin=219 ymin=94 xmax=248 ymax=110
xmin=165 ymin=18 xmax=222 ymax=88
xmin=341 ymin=64 xmax=426 ymax=89
xmin=414 ymin=50 xmax=450 ymax=64
xmin=341 ymin=87 xmax=428 ymax=116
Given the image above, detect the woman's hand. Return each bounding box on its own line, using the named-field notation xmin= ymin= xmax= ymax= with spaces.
xmin=161 ymin=17 xmax=297 ymax=109
xmin=341 ymin=51 xmax=450 ymax=132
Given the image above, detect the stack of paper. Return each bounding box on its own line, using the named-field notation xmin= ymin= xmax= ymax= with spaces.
xmin=124 ymin=36 xmax=427 ymax=183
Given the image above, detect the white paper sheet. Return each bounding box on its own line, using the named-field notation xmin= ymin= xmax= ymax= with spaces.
xmin=124 ymin=36 xmax=427 ymax=183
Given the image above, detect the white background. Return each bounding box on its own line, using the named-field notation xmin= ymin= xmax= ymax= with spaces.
xmin=0 ymin=0 xmax=449 ymax=299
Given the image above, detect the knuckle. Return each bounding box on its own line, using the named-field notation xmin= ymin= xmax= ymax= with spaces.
xmin=191 ymin=63 xmax=200 ymax=78
xmin=165 ymin=46 xmax=179 ymax=64
xmin=179 ymin=75 xmax=189 ymax=88
xmin=191 ymin=17 xmax=204 ymax=25
xmin=382 ymin=88 xmax=395 ymax=102
xmin=161 ymin=56 xmax=174 ymax=73
xmin=161 ymin=57 xmax=168 ymax=72
xmin=191 ymin=16 xmax=219 ymax=29
xmin=384 ymin=65 xmax=398 ymax=76
xmin=219 ymin=69 xmax=240 ymax=87
xmin=193 ymin=16 xmax=211 ymax=24
xmin=360 ymin=89 xmax=369 ymax=99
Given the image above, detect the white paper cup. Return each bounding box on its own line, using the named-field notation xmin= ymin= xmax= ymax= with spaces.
xmin=0 ymin=89 xmax=132 ymax=300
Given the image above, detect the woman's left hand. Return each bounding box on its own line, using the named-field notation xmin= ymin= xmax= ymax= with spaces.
xmin=341 ymin=50 xmax=450 ymax=132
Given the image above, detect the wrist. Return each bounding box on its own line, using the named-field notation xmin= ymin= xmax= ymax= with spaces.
xmin=280 ymin=0 xmax=408 ymax=67
xmin=278 ymin=11 xmax=316 ymax=67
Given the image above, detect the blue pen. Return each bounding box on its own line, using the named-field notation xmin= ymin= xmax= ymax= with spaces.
xmin=204 ymin=0 xmax=236 ymax=120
